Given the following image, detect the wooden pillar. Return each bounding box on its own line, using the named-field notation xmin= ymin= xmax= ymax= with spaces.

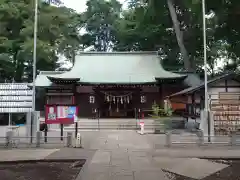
xmin=73 ymin=84 xmax=77 ymax=105
xmin=191 ymin=93 xmax=195 ymax=115
xmin=225 ymin=79 xmax=228 ymax=92
xmin=158 ymin=84 xmax=163 ymax=108
xmin=200 ymin=95 xmax=204 ymax=110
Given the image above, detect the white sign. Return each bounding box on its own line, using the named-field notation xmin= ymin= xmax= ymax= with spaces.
xmin=0 ymin=83 xmax=33 ymax=113
xmin=0 ymin=83 xmax=30 ymax=90
xmin=0 ymin=108 xmax=32 ymax=113
xmin=0 ymin=102 xmax=33 ymax=107
xmin=0 ymin=90 xmax=32 ymax=96
xmin=0 ymin=96 xmax=32 ymax=101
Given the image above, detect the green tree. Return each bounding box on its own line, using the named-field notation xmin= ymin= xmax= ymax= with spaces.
xmin=0 ymin=0 xmax=82 ymax=82
xmin=83 ymin=0 xmax=122 ymax=51
xmin=114 ymin=0 xmax=237 ymax=74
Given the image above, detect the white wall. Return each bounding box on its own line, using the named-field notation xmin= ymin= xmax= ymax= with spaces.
xmin=208 ymin=79 xmax=240 ymax=99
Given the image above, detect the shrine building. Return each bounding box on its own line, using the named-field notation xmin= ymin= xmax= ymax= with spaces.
xmin=35 ymin=52 xmax=200 ymax=118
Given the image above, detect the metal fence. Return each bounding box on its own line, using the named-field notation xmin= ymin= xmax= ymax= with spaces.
xmin=1 ymin=131 xmax=78 ymax=149
xmin=66 ymin=118 xmax=185 ymax=132
xmin=165 ymin=130 xmax=240 ymax=147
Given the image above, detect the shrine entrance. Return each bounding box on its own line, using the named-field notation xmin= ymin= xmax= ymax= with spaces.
xmin=95 ymin=89 xmax=136 ymax=118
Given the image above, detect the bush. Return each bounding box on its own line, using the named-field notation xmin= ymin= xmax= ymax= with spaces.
xmin=149 ymin=101 xmax=173 ymax=133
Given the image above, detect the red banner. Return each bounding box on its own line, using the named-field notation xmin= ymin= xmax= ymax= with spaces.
xmin=45 ymin=105 xmax=78 ymax=124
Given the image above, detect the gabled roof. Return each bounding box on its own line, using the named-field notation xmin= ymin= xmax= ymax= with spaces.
xmin=167 ymin=73 xmax=236 ymax=98
xmin=45 ymin=51 xmax=186 ymax=85
xmin=35 ymin=71 xmax=65 ymax=87
xmin=172 ymin=71 xmax=202 ymax=87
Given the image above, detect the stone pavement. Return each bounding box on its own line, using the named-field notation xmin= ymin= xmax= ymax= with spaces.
xmin=73 ymin=131 xmax=233 ymax=180
xmin=152 ymin=148 xmax=240 ymax=158
xmin=77 ymin=150 xmax=168 ymax=180
xmin=153 ymin=157 xmax=228 ymax=179
xmin=75 ymin=131 xmax=168 ymax=180
xmin=1 ymin=130 xmax=240 ymax=180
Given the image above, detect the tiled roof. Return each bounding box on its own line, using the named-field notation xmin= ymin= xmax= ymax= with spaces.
xmin=40 ymin=52 xmax=186 ymax=85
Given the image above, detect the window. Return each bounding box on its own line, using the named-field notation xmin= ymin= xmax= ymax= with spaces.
xmin=140 ymin=95 xmax=146 ymax=103
xmin=89 ymin=96 xmax=95 ymax=104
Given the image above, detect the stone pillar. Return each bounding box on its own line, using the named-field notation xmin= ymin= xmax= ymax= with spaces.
xmin=196 ymin=130 xmax=204 ymax=146
xmin=36 ymin=111 xmax=40 ymax=133
xmin=199 ymin=110 xmax=214 ymax=142
xmin=165 ymin=131 xmax=172 ymax=147
xmin=230 ymin=132 xmax=237 ymax=146
xmin=26 ymin=112 xmax=32 ymax=137
xmin=36 ymin=131 xmax=42 ymax=147
xmin=6 ymin=131 xmax=13 ymax=148
xmin=66 ymin=132 xmax=73 ymax=147
xmin=31 ymin=111 xmax=38 ymax=138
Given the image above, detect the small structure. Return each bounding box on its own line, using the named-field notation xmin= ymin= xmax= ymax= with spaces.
xmin=35 ymin=52 xmax=200 ymax=120
xmin=167 ymin=72 xmax=240 ymax=136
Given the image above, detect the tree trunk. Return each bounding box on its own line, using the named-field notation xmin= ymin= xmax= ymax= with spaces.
xmin=167 ymin=0 xmax=193 ymax=71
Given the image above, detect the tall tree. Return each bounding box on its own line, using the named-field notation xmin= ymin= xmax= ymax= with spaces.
xmin=83 ymin=0 xmax=122 ymax=51
xmin=0 ymin=0 xmax=82 ymax=82
xmin=167 ymin=0 xmax=192 ymax=71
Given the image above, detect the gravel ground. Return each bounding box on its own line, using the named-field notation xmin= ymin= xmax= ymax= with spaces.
xmin=164 ymin=160 xmax=240 ymax=180
xmin=0 ymin=161 xmax=83 ymax=180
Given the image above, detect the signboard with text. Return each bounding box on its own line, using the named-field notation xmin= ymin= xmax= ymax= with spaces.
xmin=0 ymin=83 xmax=32 ymax=113
xmin=45 ymin=105 xmax=78 ymax=124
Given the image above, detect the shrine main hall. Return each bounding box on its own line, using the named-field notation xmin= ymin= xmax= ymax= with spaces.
xmin=35 ymin=51 xmax=198 ymax=118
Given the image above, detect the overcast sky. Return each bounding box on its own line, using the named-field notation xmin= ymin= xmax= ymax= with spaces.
xmin=63 ymin=0 xmax=126 ymax=13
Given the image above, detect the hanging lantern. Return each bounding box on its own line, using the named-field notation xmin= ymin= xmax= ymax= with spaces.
xmin=121 ymin=97 xmax=123 ymax=104
xmin=127 ymin=96 xmax=130 ymax=104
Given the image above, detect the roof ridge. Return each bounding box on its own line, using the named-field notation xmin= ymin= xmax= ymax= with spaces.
xmin=78 ymin=51 xmax=158 ymax=55
xmin=40 ymin=71 xmax=65 ymax=75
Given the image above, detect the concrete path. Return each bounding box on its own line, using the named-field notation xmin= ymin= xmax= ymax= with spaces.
xmin=73 ymin=131 xmax=232 ymax=180
xmin=78 ymin=150 xmax=168 ymax=180
xmin=84 ymin=130 xmax=152 ymax=150
xmin=1 ymin=130 xmax=240 ymax=180
xmin=153 ymin=157 xmax=228 ymax=179
xmin=75 ymin=131 xmax=168 ymax=180
xmin=153 ymin=148 xmax=240 ymax=158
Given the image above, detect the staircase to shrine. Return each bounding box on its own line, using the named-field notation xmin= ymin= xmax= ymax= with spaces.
xmin=62 ymin=118 xmax=158 ymax=132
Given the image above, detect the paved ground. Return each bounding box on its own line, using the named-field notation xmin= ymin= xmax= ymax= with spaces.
xmin=0 ymin=119 xmax=237 ymax=179
xmin=0 ymin=130 xmax=239 ymax=180
xmin=75 ymin=131 xmax=231 ymax=180
xmin=0 ymin=131 xmax=240 ymax=180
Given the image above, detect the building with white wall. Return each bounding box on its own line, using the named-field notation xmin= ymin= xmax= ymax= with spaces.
xmin=167 ymin=72 xmax=240 ymax=136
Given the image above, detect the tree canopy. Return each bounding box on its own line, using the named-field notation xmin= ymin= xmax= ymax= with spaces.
xmin=82 ymin=0 xmax=240 ymax=74
xmin=0 ymin=0 xmax=81 ymax=82
xmin=1 ymin=0 xmax=240 ymax=82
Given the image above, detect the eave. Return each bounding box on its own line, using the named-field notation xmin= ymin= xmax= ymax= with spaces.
xmin=47 ymin=76 xmax=80 ymax=85
xmin=77 ymin=81 xmax=157 ymax=86
xmin=155 ymin=75 xmax=187 ymax=83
